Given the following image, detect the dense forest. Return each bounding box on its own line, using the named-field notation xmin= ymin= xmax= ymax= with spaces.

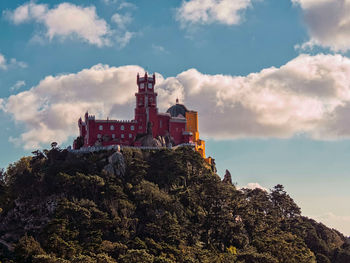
xmin=0 ymin=147 xmax=349 ymax=263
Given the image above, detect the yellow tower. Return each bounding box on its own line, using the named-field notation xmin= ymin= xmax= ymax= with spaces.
xmin=185 ymin=111 xmax=212 ymax=165
xmin=166 ymin=99 xmax=212 ymax=165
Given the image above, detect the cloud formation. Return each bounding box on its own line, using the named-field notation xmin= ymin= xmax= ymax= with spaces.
xmin=176 ymin=0 xmax=252 ymax=27
xmin=10 ymin=81 xmax=26 ymax=92
xmin=3 ymin=54 xmax=350 ymax=149
xmin=5 ymin=2 xmax=134 ymax=47
xmin=239 ymin=183 xmax=267 ymax=191
xmin=293 ymin=0 xmax=350 ymax=52
xmin=0 ymin=53 xmax=27 ymax=70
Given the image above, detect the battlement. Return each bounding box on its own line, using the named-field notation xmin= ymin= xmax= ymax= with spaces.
xmin=137 ymin=72 xmax=156 ymax=84
xmin=95 ymin=120 xmax=137 ymax=124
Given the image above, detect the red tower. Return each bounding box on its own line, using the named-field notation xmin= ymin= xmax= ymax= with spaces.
xmin=134 ymin=72 xmax=158 ymax=136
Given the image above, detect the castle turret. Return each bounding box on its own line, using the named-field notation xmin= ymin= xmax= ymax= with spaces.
xmin=135 ymin=73 xmax=158 ymax=135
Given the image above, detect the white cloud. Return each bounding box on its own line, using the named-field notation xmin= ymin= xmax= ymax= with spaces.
xmin=171 ymin=54 xmax=350 ymax=140
xmin=111 ymin=13 xmax=132 ymax=30
xmin=0 ymin=54 xmax=6 ymax=70
xmin=10 ymin=81 xmax=26 ymax=92
xmin=239 ymin=183 xmax=267 ymax=191
xmin=115 ymin=31 xmax=134 ymax=48
xmin=111 ymin=12 xmax=135 ymax=47
xmin=176 ymin=0 xmax=252 ymax=27
xmin=1 ymin=65 xmax=170 ymax=149
xmin=102 ymin=0 xmax=119 ymax=4
xmin=102 ymin=0 xmax=136 ymax=10
xmin=4 ymin=54 xmax=350 ymax=149
xmin=293 ymin=0 xmax=350 ymax=52
xmin=308 ymin=212 xmax=350 ymax=236
xmin=6 ymin=2 xmax=112 ymax=47
xmin=0 ymin=53 xmax=27 ymax=70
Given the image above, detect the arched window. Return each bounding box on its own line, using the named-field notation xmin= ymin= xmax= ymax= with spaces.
xmin=112 ymin=134 xmax=115 ymax=139
xmin=140 ymin=83 xmax=144 ymax=89
xmin=129 ymin=133 xmax=132 ymax=138
xmin=121 ymin=134 xmax=124 ymax=139
xmin=99 ymin=125 xmax=103 ymax=131
xmin=131 ymin=125 xmax=134 ymax=131
xmin=110 ymin=125 xmax=115 ymax=131
xmin=148 ymin=83 xmax=152 ymax=89
xmin=121 ymin=125 xmax=125 ymax=131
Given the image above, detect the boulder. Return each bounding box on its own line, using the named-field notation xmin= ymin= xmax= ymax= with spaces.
xmin=103 ymin=151 xmax=126 ymax=177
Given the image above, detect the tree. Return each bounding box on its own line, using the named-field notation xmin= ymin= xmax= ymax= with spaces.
xmin=270 ymin=184 xmax=301 ymax=218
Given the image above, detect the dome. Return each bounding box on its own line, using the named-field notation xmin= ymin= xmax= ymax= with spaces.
xmin=166 ymin=101 xmax=188 ymax=117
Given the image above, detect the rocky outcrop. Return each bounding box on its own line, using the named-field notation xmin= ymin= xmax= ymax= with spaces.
xmin=103 ymin=151 xmax=126 ymax=177
xmin=222 ymin=169 xmax=232 ymax=185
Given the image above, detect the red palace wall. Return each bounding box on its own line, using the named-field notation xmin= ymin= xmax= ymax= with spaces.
xmin=74 ymin=73 xmax=192 ymax=149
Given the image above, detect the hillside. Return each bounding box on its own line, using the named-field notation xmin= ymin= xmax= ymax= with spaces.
xmin=0 ymin=147 xmax=349 ymax=263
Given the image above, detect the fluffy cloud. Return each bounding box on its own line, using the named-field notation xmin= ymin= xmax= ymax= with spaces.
xmin=3 ymin=54 xmax=350 ymax=149
xmin=111 ymin=12 xmax=135 ymax=47
xmin=5 ymin=2 xmax=134 ymax=47
xmin=238 ymin=183 xmax=267 ymax=191
xmin=293 ymin=0 xmax=350 ymax=52
xmin=176 ymin=0 xmax=252 ymax=27
xmin=0 ymin=53 xmax=27 ymax=70
xmin=111 ymin=13 xmax=132 ymax=30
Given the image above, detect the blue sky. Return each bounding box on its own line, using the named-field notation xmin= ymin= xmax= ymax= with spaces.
xmin=1 ymin=0 xmax=350 ymax=235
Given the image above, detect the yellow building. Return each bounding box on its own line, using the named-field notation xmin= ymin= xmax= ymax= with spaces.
xmin=185 ymin=111 xmax=212 ymax=165
xmin=167 ymin=100 xmax=212 ymax=165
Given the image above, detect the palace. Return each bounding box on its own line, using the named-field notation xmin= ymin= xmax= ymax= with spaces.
xmin=73 ymin=73 xmax=211 ymax=164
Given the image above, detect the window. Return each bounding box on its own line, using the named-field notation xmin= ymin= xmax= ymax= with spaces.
xmin=121 ymin=125 xmax=125 ymax=131
xmin=97 ymin=134 xmax=102 ymax=139
xmin=148 ymin=83 xmax=152 ymax=89
xmin=140 ymin=83 xmax=144 ymax=89
xmin=121 ymin=134 xmax=124 ymax=139
xmin=129 ymin=133 xmax=132 ymax=138
xmin=99 ymin=125 xmax=103 ymax=131
xmin=159 ymin=120 xmax=162 ymax=128
xmin=112 ymin=134 xmax=115 ymax=139
xmin=139 ymin=126 xmax=142 ymax=130
xmin=110 ymin=125 xmax=114 ymax=131
xmin=131 ymin=125 xmax=134 ymax=131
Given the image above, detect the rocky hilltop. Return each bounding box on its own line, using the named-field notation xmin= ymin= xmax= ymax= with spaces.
xmin=0 ymin=147 xmax=349 ymax=263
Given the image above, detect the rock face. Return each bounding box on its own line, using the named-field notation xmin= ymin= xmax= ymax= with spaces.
xmin=103 ymin=151 xmax=126 ymax=177
xmin=222 ymin=169 xmax=232 ymax=185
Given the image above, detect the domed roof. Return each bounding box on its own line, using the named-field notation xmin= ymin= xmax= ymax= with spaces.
xmin=166 ymin=100 xmax=188 ymax=117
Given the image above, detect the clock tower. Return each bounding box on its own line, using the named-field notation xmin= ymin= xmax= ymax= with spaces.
xmin=134 ymin=72 xmax=158 ymax=135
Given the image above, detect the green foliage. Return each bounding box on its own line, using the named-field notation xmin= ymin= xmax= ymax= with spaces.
xmin=0 ymin=147 xmax=349 ymax=263
xmin=14 ymin=236 xmax=45 ymax=263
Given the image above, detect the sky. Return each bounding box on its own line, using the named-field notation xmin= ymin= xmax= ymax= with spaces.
xmin=0 ymin=0 xmax=350 ymax=235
